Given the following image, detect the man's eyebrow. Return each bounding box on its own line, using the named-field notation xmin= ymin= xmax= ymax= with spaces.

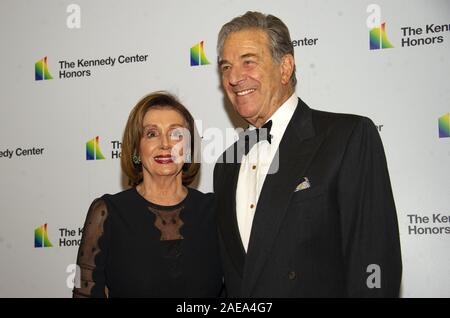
xmin=241 ymin=53 xmax=258 ymax=59
xmin=218 ymin=59 xmax=230 ymax=67
xmin=218 ymin=53 xmax=258 ymax=66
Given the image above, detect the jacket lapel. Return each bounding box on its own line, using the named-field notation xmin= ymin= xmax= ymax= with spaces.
xmin=242 ymin=99 xmax=325 ymax=296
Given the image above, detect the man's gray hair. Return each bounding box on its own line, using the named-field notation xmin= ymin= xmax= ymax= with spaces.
xmin=217 ymin=11 xmax=297 ymax=88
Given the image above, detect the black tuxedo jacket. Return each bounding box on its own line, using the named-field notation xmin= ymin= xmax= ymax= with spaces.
xmin=213 ymin=98 xmax=402 ymax=297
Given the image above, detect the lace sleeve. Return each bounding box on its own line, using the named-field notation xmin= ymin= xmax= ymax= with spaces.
xmin=73 ymin=198 xmax=110 ymax=298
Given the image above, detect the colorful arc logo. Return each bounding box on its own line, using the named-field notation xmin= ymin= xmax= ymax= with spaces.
xmin=439 ymin=113 xmax=450 ymax=138
xmin=367 ymin=4 xmax=394 ymax=50
xmin=35 ymin=56 xmax=53 ymax=80
xmin=35 ymin=223 xmax=53 ymax=248
xmin=190 ymin=41 xmax=210 ymax=66
xmin=370 ymin=23 xmax=394 ymax=50
xmin=86 ymin=136 xmax=105 ymax=160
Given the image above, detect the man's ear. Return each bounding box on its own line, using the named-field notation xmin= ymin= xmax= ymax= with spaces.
xmin=280 ymin=54 xmax=295 ymax=85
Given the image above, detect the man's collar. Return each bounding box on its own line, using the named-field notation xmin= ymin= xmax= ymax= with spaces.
xmin=248 ymin=93 xmax=298 ymax=138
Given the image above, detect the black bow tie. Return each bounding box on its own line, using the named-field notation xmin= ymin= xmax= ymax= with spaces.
xmin=239 ymin=120 xmax=273 ymax=156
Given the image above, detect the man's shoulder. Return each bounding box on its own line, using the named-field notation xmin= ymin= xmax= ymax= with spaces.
xmin=309 ymin=107 xmax=376 ymax=135
xmin=310 ymin=107 xmax=369 ymax=125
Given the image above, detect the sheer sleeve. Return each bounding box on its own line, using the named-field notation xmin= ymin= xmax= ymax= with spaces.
xmin=73 ymin=198 xmax=110 ymax=298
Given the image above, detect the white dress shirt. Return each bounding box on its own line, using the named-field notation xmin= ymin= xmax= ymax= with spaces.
xmin=236 ymin=93 xmax=298 ymax=252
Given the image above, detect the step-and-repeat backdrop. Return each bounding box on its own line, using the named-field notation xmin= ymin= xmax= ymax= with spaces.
xmin=0 ymin=0 xmax=449 ymax=297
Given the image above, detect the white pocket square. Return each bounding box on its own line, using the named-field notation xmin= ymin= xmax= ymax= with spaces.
xmin=295 ymin=177 xmax=311 ymax=192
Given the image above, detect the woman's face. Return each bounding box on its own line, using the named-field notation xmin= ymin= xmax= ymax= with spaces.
xmin=139 ymin=107 xmax=189 ymax=181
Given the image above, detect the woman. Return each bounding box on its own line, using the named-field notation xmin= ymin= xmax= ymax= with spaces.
xmin=73 ymin=92 xmax=222 ymax=297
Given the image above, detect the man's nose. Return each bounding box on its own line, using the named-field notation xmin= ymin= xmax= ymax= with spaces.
xmin=228 ymin=65 xmax=246 ymax=86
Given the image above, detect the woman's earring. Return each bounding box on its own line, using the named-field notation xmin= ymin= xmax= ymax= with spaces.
xmin=132 ymin=154 xmax=141 ymax=165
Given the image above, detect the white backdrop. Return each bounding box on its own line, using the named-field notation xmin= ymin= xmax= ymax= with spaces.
xmin=0 ymin=0 xmax=449 ymax=297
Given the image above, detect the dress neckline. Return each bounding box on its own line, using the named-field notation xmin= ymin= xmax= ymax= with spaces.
xmin=132 ymin=186 xmax=190 ymax=211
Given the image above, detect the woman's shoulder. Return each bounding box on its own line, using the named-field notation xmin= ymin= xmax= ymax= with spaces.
xmin=90 ymin=188 xmax=137 ymax=212
xmin=100 ymin=187 xmax=135 ymax=201
xmin=185 ymin=188 xmax=217 ymax=226
xmin=187 ymin=187 xmax=215 ymax=202
xmin=186 ymin=187 xmax=216 ymax=211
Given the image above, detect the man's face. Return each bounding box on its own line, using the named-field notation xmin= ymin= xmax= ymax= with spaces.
xmin=219 ymin=29 xmax=289 ymax=127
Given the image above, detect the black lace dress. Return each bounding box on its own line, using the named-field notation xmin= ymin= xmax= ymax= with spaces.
xmin=73 ymin=187 xmax=223 ymax=298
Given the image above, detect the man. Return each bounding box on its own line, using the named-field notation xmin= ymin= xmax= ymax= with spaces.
xmin=213 ymin=11 xmax=402 ymax=297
